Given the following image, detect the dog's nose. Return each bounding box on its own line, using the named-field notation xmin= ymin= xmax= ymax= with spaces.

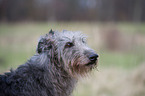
xmin=89 ymin=54 xmax=99 ymax=62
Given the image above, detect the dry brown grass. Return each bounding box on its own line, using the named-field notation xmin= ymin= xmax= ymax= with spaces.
xmin=74 ymin=63 xmax=145 ymax=96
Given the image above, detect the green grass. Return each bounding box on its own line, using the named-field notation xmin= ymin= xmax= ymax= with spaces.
xmin=99 ymin=50 xmax=145 ymax=69
xmin=117 ymin=23 xmax=145 ymax=35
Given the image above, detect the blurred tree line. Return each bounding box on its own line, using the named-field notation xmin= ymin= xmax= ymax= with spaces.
xmin=0 ymin=0 xmax=145 ymax=22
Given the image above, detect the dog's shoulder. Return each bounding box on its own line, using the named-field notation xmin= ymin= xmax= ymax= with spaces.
xmin=0 ymin=73 xmax=8 ymax=96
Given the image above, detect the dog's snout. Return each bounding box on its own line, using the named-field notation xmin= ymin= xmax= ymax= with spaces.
xmin=89 ymin=54 xmax=98 ymax=62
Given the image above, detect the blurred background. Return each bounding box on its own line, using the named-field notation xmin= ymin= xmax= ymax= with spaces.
xmin=0 ymin=0 xmax=145 ymax=96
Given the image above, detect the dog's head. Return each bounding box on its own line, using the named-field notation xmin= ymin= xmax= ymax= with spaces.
xmin=36 ymin=30 xmax=98 ymax=77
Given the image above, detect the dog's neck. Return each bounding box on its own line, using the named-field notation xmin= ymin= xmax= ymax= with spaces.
xmin=25 ymin=54 xmax=77 ymax=96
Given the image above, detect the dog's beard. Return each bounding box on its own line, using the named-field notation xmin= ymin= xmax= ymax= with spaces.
xmin=67 ymin=56 xmax=97 ymax=78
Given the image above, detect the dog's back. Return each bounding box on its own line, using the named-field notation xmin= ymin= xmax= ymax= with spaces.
xmin=0 ymin=74 xmax=10 ymax=96
xmin=0 ymin=72 xmax=21 ymax=96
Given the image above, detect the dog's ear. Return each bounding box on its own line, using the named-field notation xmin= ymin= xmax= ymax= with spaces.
xmin=49 ymin=29 xmax=54 ymax=35
xmin=37 ymin=37 xmax=53 ymax=54
xmin=37 ymin=30 xmax=56 ymax=54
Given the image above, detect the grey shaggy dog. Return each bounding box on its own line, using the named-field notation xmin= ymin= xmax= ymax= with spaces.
xmin=0 ymin=30 xmax=98 ymax=96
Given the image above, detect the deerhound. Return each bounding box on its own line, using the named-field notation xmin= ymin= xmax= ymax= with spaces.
xmin=0 ymin=30 xmax=98 ymax=96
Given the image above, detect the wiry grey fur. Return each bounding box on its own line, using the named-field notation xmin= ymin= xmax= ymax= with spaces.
xmin=0 ymin=30 xmax=98 ymax=96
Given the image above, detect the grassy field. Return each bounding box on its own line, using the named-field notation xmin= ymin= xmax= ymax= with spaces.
xmin=0 ymin=22 xmax=145 ymax=96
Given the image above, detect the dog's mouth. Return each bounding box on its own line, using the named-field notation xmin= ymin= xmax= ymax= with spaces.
xmin=85 ymin=60 xmax=98 ymax=66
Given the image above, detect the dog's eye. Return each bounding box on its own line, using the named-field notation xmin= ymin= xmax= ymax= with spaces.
xmin=65 ymin=42 xmax=74 ymax=48
xmin=82 ymin=39 xmax=86 ymax=44
xmin=82 ymin=40 xmax=85 ymax=43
